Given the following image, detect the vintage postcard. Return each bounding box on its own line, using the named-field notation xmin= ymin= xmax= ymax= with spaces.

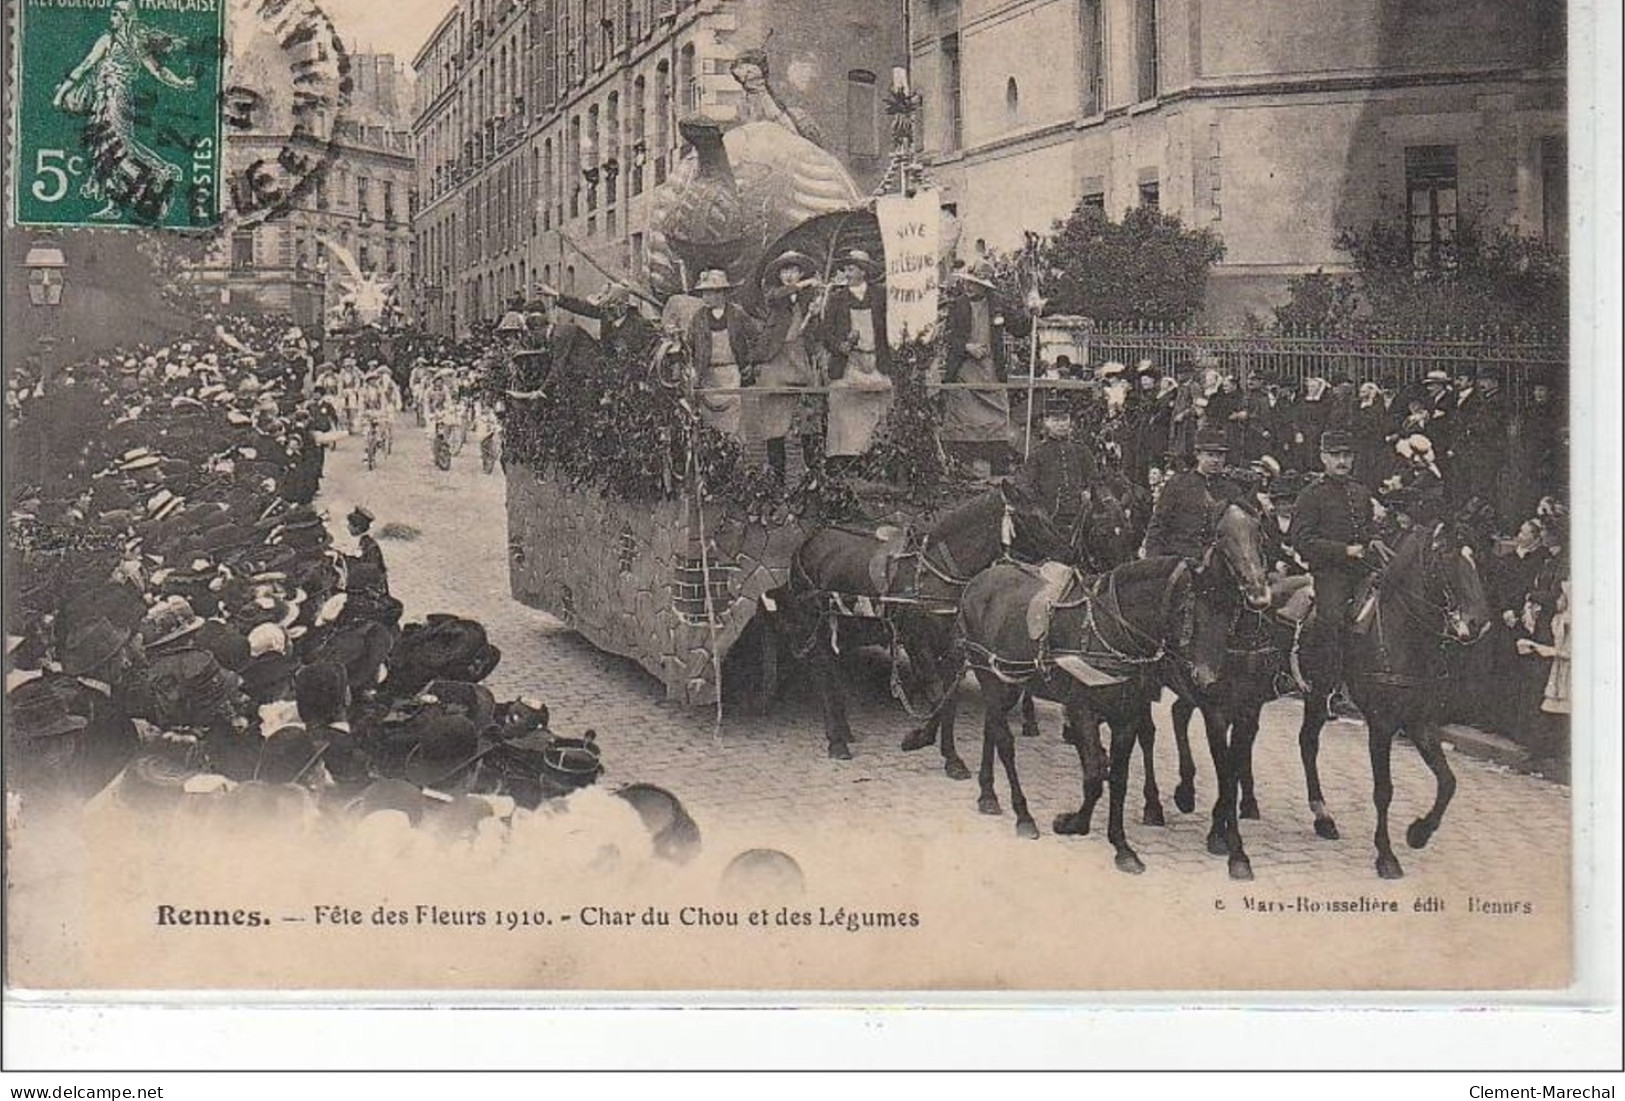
xmin=2 ymin=0 xmax=1602 ymax=999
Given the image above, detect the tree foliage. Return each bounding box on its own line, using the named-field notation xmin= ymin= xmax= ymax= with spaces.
xmin=986 ymin=203 xmax=1226 ymax=325
xmin=1273 ymin=213 xmax=1568 ymax=336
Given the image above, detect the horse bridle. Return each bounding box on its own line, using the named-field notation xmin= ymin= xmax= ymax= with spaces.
xmin=1382 ymin=525 xmax=1485 ymax=649
xmin=1195 ymin=497 xmax=1262 ymax=604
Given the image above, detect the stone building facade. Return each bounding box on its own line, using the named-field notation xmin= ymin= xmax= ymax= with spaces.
xmin=187 ymin=54 xmax=417 ymax=328
xmin=908 ymin=0 xmax=1567 ymax=323
xmin=411 ymin=0 xmax=904 ymax=336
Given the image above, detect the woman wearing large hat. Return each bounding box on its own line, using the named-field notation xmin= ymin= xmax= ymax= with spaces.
xmin=818 ymin=249 xmax=893 ymax=464
xmin=684 ymin=269 xmax=760 ymax=441
xmin=751 ymin=251 xmax=823 ymax=479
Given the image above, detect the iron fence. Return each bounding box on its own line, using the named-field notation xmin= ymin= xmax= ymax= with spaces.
xmin=1006 ymin=323 xmax=1569 ymax=405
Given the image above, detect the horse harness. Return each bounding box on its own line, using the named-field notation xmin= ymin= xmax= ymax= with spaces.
xmin=959 ymin=560 xmax=1190 ymax=689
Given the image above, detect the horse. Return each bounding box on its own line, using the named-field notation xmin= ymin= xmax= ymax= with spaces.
xmin=1294 ymin=521 xmax=1492 ymax=878
xmin=922 ymin=478 xmax=1138 ymax=766
xmin=1163 ymin=572 xmax=1309 ymax=825
xmin=1011 ymin=480 xmax=1174 ymax=825
xmin=1136 ymin=502 xmax=1290 ymax=880
xmin=766 ymin=479 xmax=1074 ymax=767
xmin=944 ymin=501 xmax=1271 ymax=873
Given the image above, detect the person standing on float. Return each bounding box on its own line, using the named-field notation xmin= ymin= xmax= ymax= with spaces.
xmin=751 ymin=251 xmax=822 ymax=480
xmin=684 ymin=270 xmax=758 ymax=441
xmin=941 ymin=266 xmax=1019 ymax=476
xmin=819 ymin=250 xmax=893 ymax=471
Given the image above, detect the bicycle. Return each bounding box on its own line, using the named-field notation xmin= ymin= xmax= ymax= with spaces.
xmin=432 ymin=420 xmax=453 ymax=471
xmin=478 ymin=425 xmax=502 ymax=474
xmin=364 ymin=417 xmax=380 ymax=471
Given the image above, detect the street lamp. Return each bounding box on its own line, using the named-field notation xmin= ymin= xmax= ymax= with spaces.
xmin=22 ymin=239 xmax=68 ymax=385
xmin=21 ymin=239 xmax=67 ymax=492
xmin=23 ymin=240 xmax=67 ymax=308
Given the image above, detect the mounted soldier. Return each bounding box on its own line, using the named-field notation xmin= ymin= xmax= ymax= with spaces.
xmin=1015 ymin=390 xmax=1099 ymax=549
xmin=1141 ymin=426 xmax=1245 ymax=562
xmin=1286 ymin=430 xmax=1388 ymax=691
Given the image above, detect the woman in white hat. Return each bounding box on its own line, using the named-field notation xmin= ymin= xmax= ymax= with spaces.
xmin=684 ymin=270 xmax=760 ymax=440
xmin=1381 ymin=434 xmax=1446 ymax=527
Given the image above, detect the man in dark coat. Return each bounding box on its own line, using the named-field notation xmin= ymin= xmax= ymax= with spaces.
xmin=1141 ymin=426 xmax=1245 ymax=561
xmin=1453 ymin=367 xmax=1509 ymax=518
xmin=1287 ymin=430 xmax=1384 ymax=688
xmin=558 ymin=282 xmax=659 ymax=366
xmin=1236 ymin=372 xmax=1281 ymax=465
xmin=1132 ymin=367 xmax=1176 ymax=481
xmin=507 ymin=289 xmax=601 ymax=397
xmin=1519 ymin=381 xmax=1566 ymax=508
xmin=1016 ymin=392 xmax=1099 ymax=538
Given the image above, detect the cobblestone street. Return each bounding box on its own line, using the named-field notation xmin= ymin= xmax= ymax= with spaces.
xmin=317 ymin=418 xmax=1574 ymax=972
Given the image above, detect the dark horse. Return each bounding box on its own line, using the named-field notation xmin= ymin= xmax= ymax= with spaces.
xmin=1163 ymin=572 xmax=1309 ymax=827
xmin=909 ymin=479 xmax=1140 ymax=771
xmin=767 ymin=480 xmax=1073 ymax=767
xmin=1295 ymin=522 xmax=1491 ymax=878
xmin=944 ymin=502 xmax=1271 ymax=873
xmin=1011 ymin=479 xmax=1172 ymax=821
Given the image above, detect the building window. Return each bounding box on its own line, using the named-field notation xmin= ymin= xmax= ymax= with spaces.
xmin=542 ymin=137 xmax=554 ymax=229
xmin=1541 ymin=135 xmax=1567 ymax=250
xmin=631 ymin=74 xmax=647 ymax=195
xmin=1081 ymin=191 xmax=1106 ymax=212
xmin=1405 ymin=145 xmax=1458 ymax=268
xmin=679 ymin=43 xmax=698 ymax=114
xmin=941 ymin=34 xmax=962 ymax=152
xmin=606 ymin=90 xmax=621 ymax=204
xmin=1138 ymin=179 xmax=1159 ymax=209
xmin=1005 ymin=77 xmax=1020 ymax=123
xmin=654 ymin=60 xmax=671 ymax=182
xmin=846 ymin=70 xmax=879 ymax=157
xmin=569 ymin=114 xmax=582 ymax=217
xmin=631 ymin=231 xmax=645 ymax=279
xmin=587 ymin=102 xmax=601 ymax=211
xmin=1135 ymin=0 xmax=1159 ymax=102
xmin=1081 ymin=0 xmax=1105 ymax=116
xmin=230 ymin=229 xmax=255 ymax=271
xmin=383 ymin=181 xmax=396 ymax=226
xmin=357 ymin=176 xmax=371 ymax=224
xmin=359 ymin=243 xmax=372 ymax=272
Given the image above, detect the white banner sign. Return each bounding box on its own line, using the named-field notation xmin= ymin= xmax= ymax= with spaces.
xmin=875 ymin=189 xmax=942 ymax=349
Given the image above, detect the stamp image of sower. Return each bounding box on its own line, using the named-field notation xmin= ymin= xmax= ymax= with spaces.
xmin=13 ymin=0 xmax=227 ymax=229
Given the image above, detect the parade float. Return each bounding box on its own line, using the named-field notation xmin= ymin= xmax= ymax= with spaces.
xmin=502 ymin=65 xmax=1004 ymax=709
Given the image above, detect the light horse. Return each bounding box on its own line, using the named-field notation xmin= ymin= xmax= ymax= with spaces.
xmin=1293 ymin=521 xmax=1491 ymax=878
xmin=766 ymin=480 xmax=1074 ymax=766
xmin=944 ymin=501 xmax=1270 ymax=874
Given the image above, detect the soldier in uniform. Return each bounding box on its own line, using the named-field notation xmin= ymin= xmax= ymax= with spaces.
xmin=1287 ymin=430 xmax=1387 ymax=689
xmin=1016 ymin=390 xmax=1099 ymax=541
xmin=1141 ymin=426 xmax=1244 ymax=561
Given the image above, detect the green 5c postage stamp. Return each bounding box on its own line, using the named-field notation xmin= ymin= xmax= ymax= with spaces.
xmin=11 ymin=0 xmax=226 ymax=230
